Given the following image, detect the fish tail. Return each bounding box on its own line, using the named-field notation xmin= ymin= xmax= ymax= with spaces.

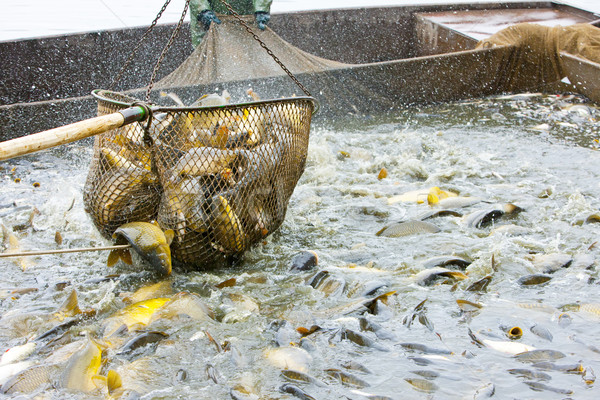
xmin=107 ymin=249 xmax=132 ymax=267
xmin=107 ymin=370 xmax=122 ymax=395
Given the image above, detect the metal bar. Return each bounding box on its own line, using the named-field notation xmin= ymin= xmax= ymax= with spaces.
xmin=0 ymin=244 xmax=131 ymax=258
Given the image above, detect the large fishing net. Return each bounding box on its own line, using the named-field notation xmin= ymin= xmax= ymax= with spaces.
xmin=84 ymin=89 xmax=315 ymax=268
xmin=83 ymin=4 xmax=318 ymax=268
xmin=476 ymin=23 xmax=600 ymax=92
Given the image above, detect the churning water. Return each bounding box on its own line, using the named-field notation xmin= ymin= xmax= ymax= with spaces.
xmin=1 ymin=92 xmax=600 ymax=398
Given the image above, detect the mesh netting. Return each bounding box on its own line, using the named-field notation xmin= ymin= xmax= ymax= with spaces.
xmin=84 ymin=90 xmax=316 ymax=268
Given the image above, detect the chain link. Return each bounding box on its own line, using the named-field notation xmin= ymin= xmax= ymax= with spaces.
xmin=218 ymin=0 xmax=312 ymax=97
xmin=110 ymin=0 xmax=173 ymax=90
xmin=145 ymin=0 xmax=191 ymax=101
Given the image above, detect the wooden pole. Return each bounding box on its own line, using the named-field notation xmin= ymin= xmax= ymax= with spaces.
xmin=0 ymin=244 xmax=131 ymax=258
xmin=0 ymin=106 xmax=147 ymax=162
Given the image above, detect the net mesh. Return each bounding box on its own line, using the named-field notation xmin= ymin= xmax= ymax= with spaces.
xmin=84 ymin=90 xmax=316 ymax=268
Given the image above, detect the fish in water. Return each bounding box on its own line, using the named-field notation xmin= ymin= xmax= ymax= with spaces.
xmin=463 ymin=203 xmax=523 ymax=228
xmin=108 ymin=221 xmax=174 ymax=275
xmin=117 ymin=331 xmax=169 ymax=357
xmin=414 ymin=267 xmax=467 ymax=286
xmin=121 ymin=280 xmax=173 ymax=304
xmin=58 ymin=337 xmax=103 ymax=392
xmin=422 ymin=255 xmax=471 ymax=270
xmin=514 ymin=349 xmax=566 ymax=363
xmin=518 ymin=274 xmax=552 ymax=286
xmin=524 ymin=381 xmax=573 ymax=395
xmin=279 ymin=383 xmax=317 ymax=400
xmin=102 ymin=297 xmax=171 ymax=337
xmin=529 ymin=324 xmax=553 ymax=342
xmin=376 ymin=220 xmax=440 ymax=237
xmin=326 ymin=368 xmax=370 ymax=388
xmin=507 ymin=368 xmax=552 ymax=381
xmin=466 ymin=275 xmax=492 ymax=292
xmin=526 ymin=253 xmax=572 ymax=274
xmin=404 ymin=377 xmax=438 ymax=393
xmin=264 ymin=347 xmax=313 ymax=373
xmin=433 ymin=196 xmax=483 ymax=209
xmin=418 ymin=209 xmax=463 ymax=220
xmin=0 ymin=342 xmax=36 ymax=366
xmin=469 ymin=329 xmax=535 ymax=355
xmin=1 ymin=364 xmax=61 ymax=394
xmin=289 ymin=250 xmax=319 ymax=272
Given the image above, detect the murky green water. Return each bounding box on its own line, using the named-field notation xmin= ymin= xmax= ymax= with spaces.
xmin=1 ymin=93 xmax=600 ymax=399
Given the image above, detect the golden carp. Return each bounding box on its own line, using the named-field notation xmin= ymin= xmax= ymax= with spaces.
xmin=84 ymin=169 xmax=161 ymax=237
xmin=456 ymin=299 xmax=483 ymax=312
xmin=149 ymin=292 xmax=214 ymax=323
xmin=58 ymin=337 xmax=102 ymax=392
xmin=504 ymin=326 xmax=523 ymax=340
xmin=2 ymin=224 xmax=31 ymax=271
xmin=102 ymin=297 xmax=170 ymax=337
xmin=426 ymin=186 xmax=458 ymax=205
xmin=171 ymin=147 xmax=237 ymax=178
xmin=100 ymin=147 xmax=147 ymax=171
xmin=210 ymin=196 xmax=246 ymax=253
xmin=108 ymin=222 xmax=174 ymax=275
xmin=121 ymin=280 xmax=173 ymax=304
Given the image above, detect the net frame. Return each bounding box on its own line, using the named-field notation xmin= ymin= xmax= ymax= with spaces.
xmin=84 ymin=89 xmax=317 ymax=268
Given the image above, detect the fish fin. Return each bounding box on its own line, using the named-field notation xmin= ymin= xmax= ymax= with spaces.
xmin=164 ymin=229 xmax=175 ymax=246
xmin=468 ymin=328 xmax=485 ymax=347
xmin=55 ymin=289 xmax=80 ymax=320
xmin=375 ymin=290 xmax=397 ymax=304
xmin=107 ymin=370 xmax=123 ymax=394
xmin=375 ymin=227 xmax=386 ymax=236
xmin=107 ymin=250 xmax=120 ymax=267
xmin=427 ymin=192 xmax=440 ymax=205
xmin=120 ymin=249 xmax=133 ymax=265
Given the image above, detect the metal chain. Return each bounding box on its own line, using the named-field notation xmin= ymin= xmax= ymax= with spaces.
xmin=109 ymin=0 xmax=173 ymax=90
xmin=145 ymin=0 xmax=191 ymax=101
xmin=218 ymin=0 xmax=312 ymax=97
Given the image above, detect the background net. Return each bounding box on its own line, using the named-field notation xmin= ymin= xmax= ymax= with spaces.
xmin=84 ymin=90 xmax=316 ymax=268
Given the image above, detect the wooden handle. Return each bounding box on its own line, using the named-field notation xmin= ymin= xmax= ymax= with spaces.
xmin=0 ymin=106 xmax=147 ymax=162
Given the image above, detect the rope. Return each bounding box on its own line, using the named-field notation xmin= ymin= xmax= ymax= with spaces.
xmin=145 ymin=0 xmax=191 ymax=101
xmin=110 ymin=0 xmax=174 ymax=90
xmin=0 ymin=245 xmax=131 ymax=258
xmin=217 ymin=0 xmax=312 ymax=97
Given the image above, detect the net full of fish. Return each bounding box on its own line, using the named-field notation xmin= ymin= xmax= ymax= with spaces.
xmin=83 ymin=90 xmax=316 ymax=268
